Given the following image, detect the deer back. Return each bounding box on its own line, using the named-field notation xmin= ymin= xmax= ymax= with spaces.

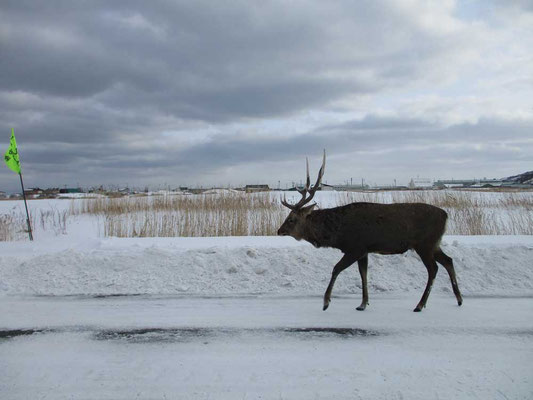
xmin=304 ymin=202 xmax=448 ymax=254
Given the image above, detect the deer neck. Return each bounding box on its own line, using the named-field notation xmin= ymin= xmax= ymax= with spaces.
xmin=302 ymin=214 xmax=327 ymax=248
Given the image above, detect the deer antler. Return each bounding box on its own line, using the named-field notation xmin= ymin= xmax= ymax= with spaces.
xmin=281 ymin=150 xmax=326 ymax=210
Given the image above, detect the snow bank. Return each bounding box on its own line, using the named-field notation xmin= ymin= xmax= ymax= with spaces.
xmin=1 ymin=236 xmax=532 ymax=297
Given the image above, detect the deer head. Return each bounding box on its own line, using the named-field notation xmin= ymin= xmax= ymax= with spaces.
xmin=277 ymin=150 xmax=326 ymax=240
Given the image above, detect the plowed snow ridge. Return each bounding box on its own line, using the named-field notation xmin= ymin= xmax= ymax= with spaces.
xmin=1 ymin=236 xmax=532 ymax=297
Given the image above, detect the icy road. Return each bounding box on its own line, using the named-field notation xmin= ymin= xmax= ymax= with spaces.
xmin=1 ymin=294 xmax=532 ymax=400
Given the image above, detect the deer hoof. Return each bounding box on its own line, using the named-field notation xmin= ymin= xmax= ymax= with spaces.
xmin=323 ymin=301 xmax=330 ymax=311
xmin=356 ymin=305 xmax=366 ymax=311
xmin=413 ymin=307 xmax=422 ymax=312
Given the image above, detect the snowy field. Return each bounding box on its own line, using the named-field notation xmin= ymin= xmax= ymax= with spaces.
xmin=1 ymin=195 xmax=532 ymax=399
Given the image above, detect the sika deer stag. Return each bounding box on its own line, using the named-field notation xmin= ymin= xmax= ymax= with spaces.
xmin=277 ymin=151 xmax=462 ymax=312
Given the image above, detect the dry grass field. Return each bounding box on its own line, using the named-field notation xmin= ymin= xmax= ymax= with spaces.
xmin=1 ymin=189 xmax=532 ymax=240
xmin=70 ymin=189 xmax=533 ymax=238
xmin=336 ymin=190 xmax=533 ymax=235
xmin=68 ymin=191 xmax=286 ymax=237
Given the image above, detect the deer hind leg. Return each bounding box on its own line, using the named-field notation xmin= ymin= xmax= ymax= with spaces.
xmin=434 ymin=248 xmax=463 ymax=306
xmin=356 ymin=255 xmax=369 ymax=311
xmin=323 ymin=252 xmax=361 ymax=311
xmin=414 ymin=249 xmax=438 ymax=312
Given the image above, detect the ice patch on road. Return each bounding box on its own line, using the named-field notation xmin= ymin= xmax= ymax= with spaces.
xmin=94 ymin=327 xmax=379 ymax=343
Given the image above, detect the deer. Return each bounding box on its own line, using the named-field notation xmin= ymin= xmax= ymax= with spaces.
xmin=277 ymin=150 xmax=463 ymax=312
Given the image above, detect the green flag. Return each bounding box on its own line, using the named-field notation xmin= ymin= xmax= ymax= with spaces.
xmin=5 ymin=128 xmax=21 ymax=174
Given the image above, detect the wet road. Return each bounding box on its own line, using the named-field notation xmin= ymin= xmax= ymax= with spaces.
xmin=1 ymin=295 xmax=532 ymax=399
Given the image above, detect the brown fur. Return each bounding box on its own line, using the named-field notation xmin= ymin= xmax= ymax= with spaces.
xmin=278 ymin=201 xmax=462 ymax=312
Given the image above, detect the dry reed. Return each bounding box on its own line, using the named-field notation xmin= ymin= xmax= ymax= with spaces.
xmin=71 ymin=192 xmax=287 ymax=238
xmin=71 ymin=190 xmax=533 ymax=237
xmin=0 ymin=214 xmax=24 ymax=241
xmin=2 ymin=189 xmax=531 ymax=241
xmin=334 ymin=190 xmax=533 ymax=235
xmin=0 ymin=206 xmax=69 ymax=241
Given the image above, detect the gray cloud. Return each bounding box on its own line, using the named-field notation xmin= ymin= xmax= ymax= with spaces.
xmin=171 ymin=116 xmax=533 ymax=169
xmin=0 ymin=1 xmax=476 ymax=119
xmin=9 ymin=115 xmax=530 ymax=190
xmin=0 ymin=0 xmax=532 ymax=191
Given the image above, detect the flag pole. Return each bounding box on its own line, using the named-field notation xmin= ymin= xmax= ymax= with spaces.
xmin=18 ymin=172 xmax=33 ymax=241
xmin=4 ymin=128 xmax=32 ymax=240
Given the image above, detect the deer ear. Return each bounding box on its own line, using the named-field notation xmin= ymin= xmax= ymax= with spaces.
xmin=301 ymin=203 xmax=316 ymax=215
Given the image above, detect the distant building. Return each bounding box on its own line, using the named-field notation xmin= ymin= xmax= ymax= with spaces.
xmin=245 ymin=184 xmax=270 ymax=193
xmin=472 ymin=181 xmax=504 ymax=188
xmin=59 ymin=188 xmax=82 ymax=194
xmin=433 ymin=180 xmax=469 ymax=189
xmin=408 ymin=178 xmax=433 ymax=189
xmin=24 ymin=187 xmax=43 ymax=198
xmin=287 ymin=184 xmax=323 ymax=192
xmin=328 ymin=184 xmax=369 ymax=191
xmin=188 ymin=188 xmax=208 ymax=194
xmin=42 ymin=188 xmax=60 ymax=197
xmin=434 ymin=179 xmax=505 ymax=188
xmin=319 ymin=183 xmax=335 ymax=191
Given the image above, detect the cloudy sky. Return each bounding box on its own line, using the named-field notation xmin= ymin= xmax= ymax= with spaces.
xmin=1 ymin=0 xmax=532 ymax=192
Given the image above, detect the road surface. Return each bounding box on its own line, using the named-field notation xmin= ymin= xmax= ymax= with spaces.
xmin=1 ymin=294 xmax=532 ymax=399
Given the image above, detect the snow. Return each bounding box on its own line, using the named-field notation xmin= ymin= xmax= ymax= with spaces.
xmin=1 ymin=295 xmax=532 ymax=400
xmin=0 ymin=195 xmax=532 ymax=399
xmin=1 ymin=235 xmax=532 ymax=297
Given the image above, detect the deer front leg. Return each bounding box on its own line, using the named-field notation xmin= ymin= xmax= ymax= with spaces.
xmin=323 ymin=252 xmax=361 ymax=311
xmin=414 ymin=251 xmax=438 ymax=312
xmin=356 ymin=255 xmax=369 ymax=311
